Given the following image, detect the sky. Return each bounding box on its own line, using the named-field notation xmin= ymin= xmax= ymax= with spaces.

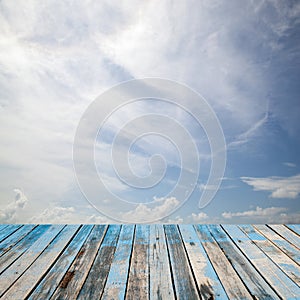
xmin=0 ymin=0 xmax=300 ymax=223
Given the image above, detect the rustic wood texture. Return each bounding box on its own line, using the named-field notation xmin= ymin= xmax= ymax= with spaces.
xmin=0 ymin=224 xmax=299 ymax=299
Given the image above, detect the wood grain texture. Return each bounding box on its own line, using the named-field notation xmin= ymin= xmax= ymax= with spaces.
xmin=269 ymin=224 xmax=300 ymax=249
xmin=28 ymin=225 xmax=93 ymax=300
xmin=286 ymin=224 xmax=300 ymax=236
xmin=223 ymin=224 xmax=300 ymax=298
xmin=164 ymin=225 xmax=200 ymax=300
xmin=51 ymin=225 xmax=107 ymax=300
xmin=208 ymin=225 xmax=279 ymax=299
xmin=0 ymin=223 xmax=299 ymax=299
xmin=77 ymin=225 xmax=121 ymax=299
xmin=195 ymin=225 xmax=252 ymax=299
xmin=149 ymin=224 xmax=175 ymax=300
xmin=254 ymin=224 xmax=300 ymax=265
xmin=126 ymin=225 xmax=149 ymax=300
xmin=240 ymin=224 xmax=300 ymax=285
xmin=179 ymin=224 xmax=228 ymax=300
xmin=0 ymin=225 xmax=36 ymax=257
xmin=2 ymin=225 xmax=80 ymax=299
xmin=0 ymin=225 xmax=64 ymax=297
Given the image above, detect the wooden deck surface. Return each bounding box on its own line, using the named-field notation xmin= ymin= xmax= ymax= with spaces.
xmin=0 ymin=224 xmax=299 ymax=299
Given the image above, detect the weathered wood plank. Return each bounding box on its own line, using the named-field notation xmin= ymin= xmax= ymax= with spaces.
xmin=2 ymin=225 xmax=80 ymax=299
xmin=0 ymin=225 xmax=22 ymax=243
xmin=51 ymin=225 xmax=107 ymax=300
xmin=126 ymin=225 xmax=149 ymax=300
xmin=0 ymin=225 xmax=36 ymax=257
xmin=179 ymin=224 xmax=228 ymax=299
xmin=149 ymin=224 xmax=175 ymax=300
xmin=223 ymin=224 xmax=300 ymax=298
xmin=0 ymin=225 xmax=9 ymax=233
xmin=239 ymin=224 xmax=300 ymax=286
xmin=164 ymin=225 xmax=200 ymax=300
xmin=269 ymin=225 xmax=300 ymax=249
xmin=28 ymin=225 xmax=94 ymax=300
xmin=0 ymin=225 xmax=51 ymax=274
xmin=286 ymin=224 xmax=300 ymax=236
xmin=77 ymin=225 xmax=121 ymax=299
xmin=254 ymin=225 xmax=300 ymax=265
xmin=101 ymin=225 xmax=135 ymax=300
xmin=208 ymin=225 xmax=280 ymax=299
xmin=194 ymin=225 xmax=252 ymax=299
xmin=0 ymin=225 xmax=64 ymax=297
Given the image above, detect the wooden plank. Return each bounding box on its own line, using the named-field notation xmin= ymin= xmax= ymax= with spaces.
xmin=269 ymin=225 xmax=300 ymax=249
xmin=239 ymin=225 xmax=300 ymax=286
xmin=0 ymin=225 xmax=64 ymax=297
xmin=101 ymin=225 xmax=135 ymax=300
xmin=286 ymin=225 xmax=300 ymax=237
xmin=164 ymin=225 xmax=200 ymax=300
xmin=0 ymin=225 xmax=9 ymax=233
xmin=126 ymin=225 xmax=149 ymax=300
xmin=77 ymin=225 xmax=122 ymax=299
xmin=0 ymin=225 xmax=22 ymax=243
xmin=223 ymin=224 xmax=300 ymax=298
xmin=149 ymin=224 xmax=175 ymax=300
xmin=254 ymin=225 xmax=300 ymax=264
xmin=27 ymin=225 xmax=94 ymax=300
xmin=0 ymin=225 xmax=36 ymax=257
xmin=2 ymin=225 xmax=80 ymax=299
xmin=51 ymin=225 xmax=107 ymax=299
xmin=194 ymin=225 xmax=252 ymax=299
xmin=179 ymin=224 xmax=228 ymax=299
xmin=0 ymin=225 xmax=52 ymax=274
xmin=208 ymin=225 xmax=280 ymax=299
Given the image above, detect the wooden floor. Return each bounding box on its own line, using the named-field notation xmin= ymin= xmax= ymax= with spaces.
xmin=0 ymin=224 xmax=300 ymax=299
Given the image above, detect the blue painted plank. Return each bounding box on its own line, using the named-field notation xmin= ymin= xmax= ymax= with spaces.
xmin=28 ymin=225 xmax=94 ymax=300
xmin=0 ymin=225 xmax=36 ymax=257
xmin=165 ymin=225 xmax=200 ymax=300
xmin=179 ymin=224 xmax=228 ymax=299
xmin=149 ymin=224 xmax=175 ymax=300
xmin=239 ymin=225 xmax=300 ymax=286
xmin=0 ymin=225 xmax=22 ymax=243
xmin=0 ymin=225 xmax=51 ymax=274
xmin=126 ymin=225 xmax=150 ymax=299
xmin=286 ymin=225 xmax=300 ymax=237
xmin=2 ymin=225 xmax=80 ymax=299
xmin=51 ymin=225 xmax=107 ymax=299
xmin=77 ymin=225 xmax=122 ymax=299
xmin=195 ymin=225 xmax=252 ymax=299
xmin=0 ymin=225 xmax=64 ymax=297
xmin=269 ymin=225 xmax=300 ymax=249
xmin=102 ymin=225 xmax=135 ymax=300
xmin=223 ymin=224 xmax=300 ymax=299
xmin=254 ymin=225 xmax=300 ymax=265
xmin=208 ymin=225 xmax=279 ymax=299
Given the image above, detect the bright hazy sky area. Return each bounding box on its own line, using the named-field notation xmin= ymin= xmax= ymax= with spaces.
xmin=0 ymin=0 xmax=300 ymax=223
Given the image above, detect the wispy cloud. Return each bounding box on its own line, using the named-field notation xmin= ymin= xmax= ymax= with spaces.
xmin=283 ymin=162 xmax=296 ymax=168
xmin=241 ymin=174 xmax=300 ymax=199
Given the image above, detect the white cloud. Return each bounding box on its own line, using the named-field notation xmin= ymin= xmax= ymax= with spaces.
xmin=122 ymin=196 xmax=180 ymax=223
xmin=31 ymin=205 xmax=111 ymax=224
xmin=0 ymin=189 xmax=28 ymax=223
xmin=222 ymin=206 xmax=300 ymax=223
xmin=283 ymin=162 xmax=296 ymax=168
xmin=191 ymin=212 xmax=209 ymax=223
xmin=241 ymin=174 xmax=300 ymax=199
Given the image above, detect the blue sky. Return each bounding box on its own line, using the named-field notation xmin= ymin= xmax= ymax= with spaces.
xmin=0 ymin=0 xmax=299 ymax=223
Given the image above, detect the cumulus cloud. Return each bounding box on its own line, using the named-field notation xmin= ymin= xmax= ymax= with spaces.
xmin=222 ymin=206 xmax=300 ymax=223
xmin=0 ymin=189 xmax=28 ymax=223
xmin=241 ymin=174 xmax=300 ymax=199
xmin=122 ymin=196 xmax=180 ymax=223
xmin=31 ymin=206 xmax=111 ymax=223
xmin=191 ymin=212 xmax=209 ymax=223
